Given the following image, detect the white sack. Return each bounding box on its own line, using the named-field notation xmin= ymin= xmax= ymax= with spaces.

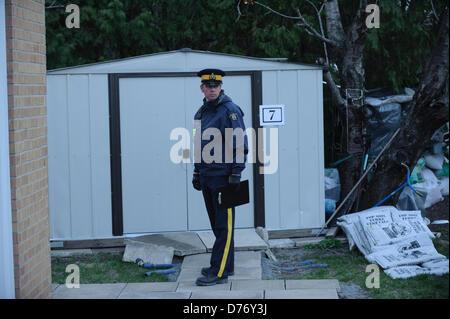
xmin=424 ymin=154 xmax=445 ymax=170
xmin=437 ymin=177 xmax=449 ymax=196
xmin=365 ymin=233 xmax=445 ymax=269
xmin=393 ymin=210 xmax=435 ymax=239
xmin=384 ymin=266 xmax=433 ymax=279
xmin=413 ymin=182 xmax=443 ymax=209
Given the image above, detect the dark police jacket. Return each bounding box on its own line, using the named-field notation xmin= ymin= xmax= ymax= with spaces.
xmin=194 ymin=91 xmax=248 ymax=176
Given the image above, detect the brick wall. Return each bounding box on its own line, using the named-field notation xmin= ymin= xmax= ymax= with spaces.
xmin=5 ymin=0 xmax=51 ymax=299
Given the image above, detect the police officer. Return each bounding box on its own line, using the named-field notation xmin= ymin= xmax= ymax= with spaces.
xmin=192 ymin=69 xmax=248 ymax=286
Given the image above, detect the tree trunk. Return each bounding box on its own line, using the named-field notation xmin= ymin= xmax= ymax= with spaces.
xmin=325 ymin=1 xmax=369 ymax=215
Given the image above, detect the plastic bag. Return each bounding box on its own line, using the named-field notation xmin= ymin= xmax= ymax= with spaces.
xmin=325 ymin=198 xmax=336 ymax=215
xmin=438 ymin=177 xmax=449 ymax=196
xmin=424 ymin=153 xmax=445 ymax=170
xmin=410 ymin=157 xmax=426 ymax=184
xmin=434 ymin=161 xmax=449 ymax=179
xmin=324 ymin=168 xmax=340 ymax=201
xmin=396 ymin=186 xmax=426 ymax=212
xmin=367 ymin=103 xmax=402 ymax=156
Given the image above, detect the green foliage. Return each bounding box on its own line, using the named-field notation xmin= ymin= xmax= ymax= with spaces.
xmin=298 ymin=239 xmax=450 ymax=299
xmin=304 ymin=238 xmax=343 ymax=250
xmin=364 ymin=0 xmax=445 ymax=92
xmin=51 ymin=252 xmax=170 ymax=284
xmin=47 ymin=0 xmax=445 ymax=93
xmin=45 ymin=0 xmax=321 ymax=70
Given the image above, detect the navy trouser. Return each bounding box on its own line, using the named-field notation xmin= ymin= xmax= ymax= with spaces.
xmin=200 ymin=175 xmax=235 ymax=278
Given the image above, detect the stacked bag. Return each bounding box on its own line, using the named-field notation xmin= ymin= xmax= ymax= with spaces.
xmin=397 ymin=123 xmax=449 ymax=212
xmin=337 ymin=206 xmax=449 ymax=279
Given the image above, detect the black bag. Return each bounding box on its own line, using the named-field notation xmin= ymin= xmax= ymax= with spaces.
xmin=217 ymin=180 xmax=250 ymax=209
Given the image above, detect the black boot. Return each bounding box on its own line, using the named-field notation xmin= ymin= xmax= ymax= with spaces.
xmin=195 ymin=274 xmax=228 ymax=286
xmin=201 ymin=267 xmax=234 ymax=277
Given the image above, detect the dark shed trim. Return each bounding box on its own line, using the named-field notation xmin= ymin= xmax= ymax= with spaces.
xmin=108 ymin=71 xmax=265 ymax=236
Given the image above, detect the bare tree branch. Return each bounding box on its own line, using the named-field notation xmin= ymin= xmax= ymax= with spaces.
xmin=317 ymin=57 xmax=346 ymax=106
xmin=46 ymin=0 xmax=65 ymax=9
xmin=251 ymin=1 xmax=338 ymax=46
xmin=305 ymin=0 xmax=329 ymax=65
xmin=236 ymin=0 xmax=243 ymax=22
xmin=430 ymin=0 xmax=440 ymax=21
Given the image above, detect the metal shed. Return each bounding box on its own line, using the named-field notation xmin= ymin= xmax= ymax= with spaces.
xmin=47 ymin=49 xmax=325 ymax=240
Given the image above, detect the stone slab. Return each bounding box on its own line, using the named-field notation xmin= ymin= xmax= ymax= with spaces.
xmin=181 ymin=251 xmax=261 ymax=270
xmin=286 ymin=279 xmax=341 ymax=292
xmin=230 ymin=266 xmax=261 ymax=280
xmin=52 ymin=283 xmax=126 ymax=299
xmin=119 ymin=291 xmax=191 ymax=299
xmin=122 ymin=239 xmax=174 ymax=264
xmin=181 ymin=253 xmax=212 ymax=269
xmin=177 ymin=267 xmax=203 ymax=282
xmin=234 ymin=251 xmax=262 ymax=268
xmin=326 ymin=227 xmax=339 ymax=238
xmin=197 ymin=229 xmax=268 ymax=252
xmin=177 ymin=266 xmax=261 ymax=282
xmin=131 ymin=232 xmax=207 ymax=256
xmin=191 ymin=290 xmax=263 ymax=299
xmin=176 ymin=281 xmax=231 ymax=292
xmin=292 ymin=237 xmax=323 ymax=247
xmin=231 ymin=279 xmax=284 ymax=291
xmin=265 ymin=289 xmax=338 ymax=299
xmin=121 ymin=282 xmax=177 ymax=293
xmin=268 ymin=239 xmax=295 ymax=249
xmin=179 ymin=251 xmax=262 ymax=281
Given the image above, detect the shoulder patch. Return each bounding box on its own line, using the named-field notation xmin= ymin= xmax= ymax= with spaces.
xmin=229 ymin=113 xmax=238 ymax=121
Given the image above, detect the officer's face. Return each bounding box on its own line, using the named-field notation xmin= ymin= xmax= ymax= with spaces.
xmin=201 ymin=84 xmax=222 ymax=101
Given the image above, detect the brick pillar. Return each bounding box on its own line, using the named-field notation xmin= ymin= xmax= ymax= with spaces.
xmin=5 ymin=0 xmax=51 ymax=299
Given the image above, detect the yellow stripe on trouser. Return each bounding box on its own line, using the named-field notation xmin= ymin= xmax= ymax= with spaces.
xmin=217 ymin=208 xmax=232 ymax=278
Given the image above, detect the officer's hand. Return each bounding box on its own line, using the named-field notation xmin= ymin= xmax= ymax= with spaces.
xmin=228 ymin=174 xmax=241 ymax=191
xmin=192 ymin=173 xmax=201 ymax=191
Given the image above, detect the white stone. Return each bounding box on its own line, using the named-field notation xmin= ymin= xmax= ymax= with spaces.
xmin=122 ymin=239 xmax=174 ymax=264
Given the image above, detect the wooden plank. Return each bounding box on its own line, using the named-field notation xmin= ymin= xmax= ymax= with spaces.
xmin=326 ymin=227 xmax=339 ymax=238
xmin=268 ymin=228 xmax=322 ymax=239
xmin=53 ymin=238 xmax=125 ymax=250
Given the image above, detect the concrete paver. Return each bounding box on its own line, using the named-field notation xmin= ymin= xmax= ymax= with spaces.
xmin=191 ymin=290 xmax=264 ymax=299
xmin=177 ymin=251 xmax=262 ymax=282
xmin=285 ymin=279 xmax=341 ymax=292
xmin=231 ymin=279 xmax=285 ymax=291
xmin=119 ymin=291 xmax=191 ymax=299
xmin=229 ymin=266 xmax=261 ymax=280
xmin=197 ymin=229 xmax=267 ymax=251
xmin=52 ymin=283 xmax=126 ymax=299
xmin=268 ymin=239 xmax=296 ymax=249
xmin=265 ymin=288 xmax=338 ymax=299
xmin=177 ymin=267 xmax=203 ymax=282
xmin=51 ymin=244 xmax=341 ymax=299
xmin=176 ymin=281 xmax=232 ymax=292
xmin=120 ymin=282 xmax=177 ymax=293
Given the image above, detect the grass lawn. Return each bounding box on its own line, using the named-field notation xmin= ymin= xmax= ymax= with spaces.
xmin=290 ymin=237 xmax=449 ymax=299
xmin=51 ymin=252 xmax=172 ymax=284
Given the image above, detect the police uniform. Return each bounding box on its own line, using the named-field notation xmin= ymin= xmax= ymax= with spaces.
xmin=192 ymin=69 xmax=248 ymax=286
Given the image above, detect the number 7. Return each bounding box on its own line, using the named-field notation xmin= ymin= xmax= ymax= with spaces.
xmin=269 ymin=110 xmax=275 ymax=120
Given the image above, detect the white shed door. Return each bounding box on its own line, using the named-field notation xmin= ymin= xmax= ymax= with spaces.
xmin=119 ymin=75 xmax=253 ymax=234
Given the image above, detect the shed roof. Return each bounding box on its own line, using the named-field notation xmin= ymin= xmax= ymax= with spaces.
xmin=47 ymin=49 xmax=323 ymax=75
